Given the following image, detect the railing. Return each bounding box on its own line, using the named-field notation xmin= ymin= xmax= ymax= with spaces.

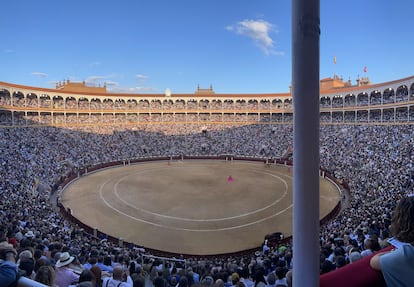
xmin=17 ymin=277 xmax=48 ymax=287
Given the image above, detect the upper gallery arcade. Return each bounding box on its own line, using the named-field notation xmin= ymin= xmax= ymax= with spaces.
xmin=0 ymin=75 xmax=414 ymax=126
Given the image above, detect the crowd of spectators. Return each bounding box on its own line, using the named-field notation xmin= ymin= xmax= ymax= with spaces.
xmin=2 ymin=107 xmax=414 ymax=128
xmin=1 ymin=122 xmax=414 ymax=286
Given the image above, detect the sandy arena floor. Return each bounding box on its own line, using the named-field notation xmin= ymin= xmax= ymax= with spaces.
xmin=61 ymin=160 xmax=341 ymax=255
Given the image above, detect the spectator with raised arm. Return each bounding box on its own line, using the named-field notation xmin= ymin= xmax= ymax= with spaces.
xmin=102 ymin=264 xmax=133 ymax=287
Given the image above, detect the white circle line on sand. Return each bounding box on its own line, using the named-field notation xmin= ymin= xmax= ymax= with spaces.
xmin=98 ymin=167 xmax=293 ymax=232
xmin=111 ymin=166 xmax=289 ymax=222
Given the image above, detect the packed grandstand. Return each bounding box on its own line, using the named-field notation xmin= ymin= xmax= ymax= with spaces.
xmin=1 ymin=75 xmax=414 ymax=286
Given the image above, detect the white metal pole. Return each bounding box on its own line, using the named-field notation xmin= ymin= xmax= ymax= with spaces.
xmin=292 ymin=0 xmax=320 ymax=286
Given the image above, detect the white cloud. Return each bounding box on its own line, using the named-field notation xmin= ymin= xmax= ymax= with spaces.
xmin=104 ymin=80 xmax=118 ymax=86
xmin=226 ymin=19 xmax=284 ymax=56
xmin=88 ymin=61 xmax=101 ymax=67
xmin=85 ymin=74 xmax=117 ymax=85
xmin=136 ymin=74 xmax=148 ymax=81
xmin=70 ymin=74 xmax=156 ymax=93
xmin=32 ymin=72 xmax=48 ymax=78
xmin=108 ymin=86 xmax=157 ymax=93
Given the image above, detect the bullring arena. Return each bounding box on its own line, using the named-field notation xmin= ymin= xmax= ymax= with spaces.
xmin=61 ymin=159 xmax=341 ymax=255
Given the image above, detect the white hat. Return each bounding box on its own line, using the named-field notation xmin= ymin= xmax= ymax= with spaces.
xmin=19 ymin=250 xmax=33 ymax=260
xmin=55 ymin=252 xmax=75 ymax=267
xmin=24 ymin=231 xmax=35 ymax=238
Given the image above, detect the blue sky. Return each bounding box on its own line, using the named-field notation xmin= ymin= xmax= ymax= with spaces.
xmin=0 ymin=0 xmax=412 ymax=94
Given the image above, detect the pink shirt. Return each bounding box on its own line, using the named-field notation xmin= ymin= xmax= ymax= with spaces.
xmin=55 ymin=266 xmax=80 ymax=287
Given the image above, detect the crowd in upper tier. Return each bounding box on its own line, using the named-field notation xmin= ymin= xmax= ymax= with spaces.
xmin=1 ymin=122 xmax=414 ymax=287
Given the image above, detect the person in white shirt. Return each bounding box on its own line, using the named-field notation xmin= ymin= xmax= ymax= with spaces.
xmin=370 ymin=196 xmax=414 ymax=287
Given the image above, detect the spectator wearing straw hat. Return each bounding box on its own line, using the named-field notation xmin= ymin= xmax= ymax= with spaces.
xmin=55 ymin=252 xmax=80 ymax=287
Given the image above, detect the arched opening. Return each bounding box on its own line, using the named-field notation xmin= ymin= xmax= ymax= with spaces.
xmin=211 ymin=99 xmax=222 ymax=110
xmin=344 ymin=94 xmax=356 ymax=107
xmin=357 ymin=92 xmax=368 ymax=106
xmin=163 ymin=99 xmax=174 ymax=110
xmin=272 ymin=99 xmax=283 ymax=109
xmin=150 ymin=99 xmax=162 ymax=110
xmin=248 ymin=99 xmax=258 ymax=109
xmin=187 ymin=99 xmax=198 ymax=110
xmin=260 ymin=99 xmax=270 ymax=109
xmin=320 ymin=96 xmax=331 ymax=108
xmin=115 ymin=99 xmax=126 ymax=109
xmin=331 ymin=95 xmax=343 ymax=108
xmin=39 ymin=94 xmax=51 ymax=108
xmin=370 ymin=90 xmax=381 ymax=105
xmin=284 ymin=98 xmax=293 ymax=109
xmin=12 ymin=91 xmax=25 ymax=106
xmin=199 ymin=99 xmax=210 ymax=110
xmin=53 ymin=95 xmax=64 ymax=109
xmin=236 ymin=99 xmax=246 ymax=110
xmin=174 ymin=99 xmax=186 ymax=109
xmin=223 ymin=99 xmax=234 ymax=110
xmin=91 ymin=98 xmax=102 ymax=110
xmin=127 ymin=99 xmax=137 ymax=109
xmin=65 ymin=97 xmax=77 ymax=109
xmin=102 ymin=98 xmax=114 ymax=109
xmin=396 ymin=85 xmax=408 ymax=102
xmin=383 ymin=88 xmax=395 ymax=104
xmin=0 ymin=88 xmax=11 ymax=105
xmin=78 ymin=97 xmax=90 ymax=110
xmin=138 ymin=99 xmax=149 ymax=109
